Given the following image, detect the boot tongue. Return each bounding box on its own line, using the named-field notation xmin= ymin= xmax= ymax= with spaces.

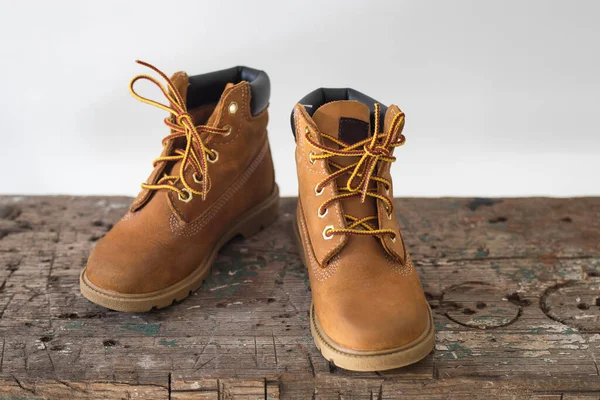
xmin=312 ymin=100 xmax=379 ymax=227
xmin=312 ymin=100 xmax=371 ymax=144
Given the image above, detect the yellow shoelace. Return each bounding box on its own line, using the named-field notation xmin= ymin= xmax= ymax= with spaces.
xmin=305 ymin=104 xmax=406 ymax=240
xmin=129 ymin=60 xmax=229 ymax=202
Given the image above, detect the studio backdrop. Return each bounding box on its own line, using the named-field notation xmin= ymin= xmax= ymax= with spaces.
xmin=0 ymin=0 xmax=598 ymax=197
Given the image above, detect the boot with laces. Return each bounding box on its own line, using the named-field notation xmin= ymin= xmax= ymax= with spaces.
xmin=80 ymin=61 xmax=279 ymax=312
xmin=291 ymin=88 xmax=434 ymax=371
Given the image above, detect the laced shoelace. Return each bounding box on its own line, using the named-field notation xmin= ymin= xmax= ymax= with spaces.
xmin=129 ymin=60 xmax=230 ymax=202
xmin=304 ymin=103 xmax=406 ymax=241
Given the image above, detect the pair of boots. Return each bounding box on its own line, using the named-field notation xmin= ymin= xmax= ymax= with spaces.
xmin=80 ymin=61 xmax=434 ymax=371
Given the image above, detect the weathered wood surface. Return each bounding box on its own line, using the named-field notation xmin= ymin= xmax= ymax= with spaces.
xmin=0 ymin=195 xmax=599 ymax=399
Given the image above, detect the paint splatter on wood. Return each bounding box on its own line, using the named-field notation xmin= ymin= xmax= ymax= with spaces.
xmin=0 ymin=195 xmax=599 ymax=399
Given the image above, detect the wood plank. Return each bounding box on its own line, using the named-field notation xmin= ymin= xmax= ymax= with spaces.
xmin=0 ymin=195 xmax=599 ymax=399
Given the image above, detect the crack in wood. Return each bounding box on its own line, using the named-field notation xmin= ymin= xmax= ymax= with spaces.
xmin=307 ymin=352 xmax=316 ymax=377
xmin=194 ymin=357 xmax=216 ymax=372
xmin=12 ymin=375 xmax=36 ymax=395
xmin=56 ymin=379 xmax=87 ymax=393
xmin=192 ymin=338 xmax=211 ymax=370
xmin=254 ymin=334 xmax=258 ymax=367
xmin=168 ymin=372 xmax=172 ymax=400
xmin=44 ymin=343 xmax=56 ymax=373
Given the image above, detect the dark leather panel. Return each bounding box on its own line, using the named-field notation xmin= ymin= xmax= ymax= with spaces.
xmin=187 ymin=66 xmax=270 ymax=116
xmin=290 ymin=88 xmax=388 ymax=138
xmin=339 ymin=117 xmax=369 ymax=145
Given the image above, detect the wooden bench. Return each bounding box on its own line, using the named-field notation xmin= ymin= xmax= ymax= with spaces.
xmin=0 ymin=196 xmax=599 ymax=399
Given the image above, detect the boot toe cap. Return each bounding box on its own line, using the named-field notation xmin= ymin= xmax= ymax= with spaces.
xmin=315 ymin=285 xmax=432 ymax=352
xmin=84 ymin=232 xmax=170 ymax=294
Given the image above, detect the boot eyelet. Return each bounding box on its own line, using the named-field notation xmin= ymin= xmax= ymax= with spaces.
xmin=193 ymin=173 xmax=203 ymax=184
xmin=387 ymin=211 xmax=393 ymax=220
xmin=391 ymin=235 xmax=397 ymax=243
xmin=223 ymin=125 xmax=232 ymax=137
xmin=308 ymin=151 xmax=316 ymax=164
xmin=315 ymin=184 xmax=324 ymax=196
xmin=318 ymin=207 xmax=328 ymax=218
xmin=323 ymin=225 xmax=334 ymax=240
xmin=305 ymin=126 xmax=310 ymax=134
xmin=385 ymin=186 xmax=390 ymax=195
xmin=228 ymin=101 xmax=238 ymax=115
xmin=178 ymin=188 xmax=193 ymax=203
xmin=208 ymin=150 xmax=219 ymax=163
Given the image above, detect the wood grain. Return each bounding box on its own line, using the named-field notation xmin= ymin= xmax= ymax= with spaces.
xmin=0 ymin=195 xmax=599 ymax=399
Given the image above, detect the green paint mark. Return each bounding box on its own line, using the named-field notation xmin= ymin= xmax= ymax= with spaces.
xmin=507 ymin=266 xmax=539 ymax=282
xmin=493 ymin=264 xmax=540 ymax=282
xmin=67 ymin=321 xmax=84 ymax=328
xmin=435 ymin=322 xmax=449 ymax=330
xmin=119 ymin=323 xmax=160 ymax=336
xmin=204 ymin=247 xmax=268 ymax=298
xmin=475 ymin=246 xmax=489 ymax=258
xmin=210 ymin=341 xmax=218 ymax=345
xmin=158 ymin=338 xmax=178 ymax=347
xmin=516 ymin=267 xmax=539 ymax=281
xmin=528 ymin=326 xmax=577 ymax=334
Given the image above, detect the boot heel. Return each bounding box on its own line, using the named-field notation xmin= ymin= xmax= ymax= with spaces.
xmin=236 ymin=185 xmax=280 ymax=239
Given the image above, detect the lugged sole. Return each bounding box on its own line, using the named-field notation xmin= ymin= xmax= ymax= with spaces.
xmin=293 ymin=214 xmax=434 ymax=371
xmin=79 ymin=185 xmax=280 ymax=312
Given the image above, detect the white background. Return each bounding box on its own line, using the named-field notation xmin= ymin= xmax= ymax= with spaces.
xmin=1 ymin=0 xmax=598 ymax=197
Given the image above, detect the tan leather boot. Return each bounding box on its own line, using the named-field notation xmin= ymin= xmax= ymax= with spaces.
xmin=80 ymin=61 xmax=279 ymax=312
xmin=291 ymin=89 xmax=434 ymax=371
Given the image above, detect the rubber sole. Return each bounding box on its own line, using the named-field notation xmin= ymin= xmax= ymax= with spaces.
xmin=80 ymin=185 xmax=280 ymax=312
xmin=293 ymin=214 xmax=434 ymax=371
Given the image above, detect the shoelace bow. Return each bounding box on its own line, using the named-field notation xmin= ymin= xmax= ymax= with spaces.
xmin=305 ymin=104 xmax=406 ymax=240
xmin=129 ymin=60 xmax=230 ymax=202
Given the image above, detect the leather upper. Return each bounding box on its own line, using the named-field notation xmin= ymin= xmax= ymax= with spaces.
xmin=293 ymin=93 xmax=430 ymax=351
xmin=85 ymin=70 xmax=275 ymax=294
